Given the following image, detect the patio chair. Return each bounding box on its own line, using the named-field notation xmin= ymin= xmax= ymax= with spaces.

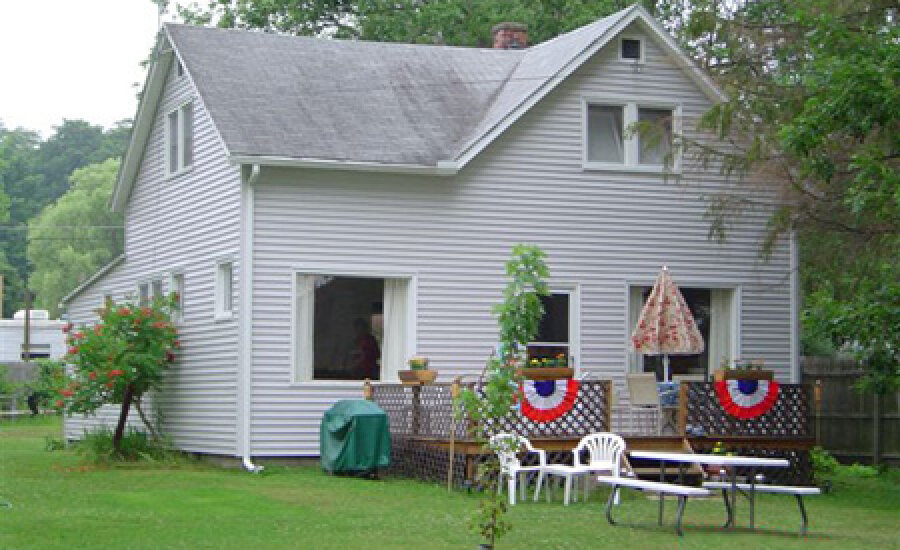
xmin=540 ymin=433 xmax=626 ymax=505
xmin=626 ymin=373 xmax=662 ymax=435
xmin=489 ymin=433 xmax=547 ymax=506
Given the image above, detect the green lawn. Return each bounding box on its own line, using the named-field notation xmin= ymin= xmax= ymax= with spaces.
xmin=1 ymin=417 xmax=898 ymax=549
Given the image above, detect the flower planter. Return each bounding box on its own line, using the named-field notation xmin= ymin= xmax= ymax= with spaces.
xmin=519 ymin=367 xmax=574 ymax=380
xmin=398 ymin=369 xmax=437 ymax=385
xmin=713 ymin=369 xmax=774 ymax=382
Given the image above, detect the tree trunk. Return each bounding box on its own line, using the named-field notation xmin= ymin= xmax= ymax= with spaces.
xmin=113 ymin=384 xmax=135 ymax=452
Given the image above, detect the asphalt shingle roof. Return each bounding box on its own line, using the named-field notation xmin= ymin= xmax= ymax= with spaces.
xmin=164 ymin=10 xmax=623 ymax=166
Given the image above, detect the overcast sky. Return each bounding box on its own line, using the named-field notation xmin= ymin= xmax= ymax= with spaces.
xmin=0 ymin=1 xmax=169 ymax=137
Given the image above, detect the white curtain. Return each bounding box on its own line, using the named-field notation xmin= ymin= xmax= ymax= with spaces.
xmin=627 ymin=286 xmax=646 ymax=373
xmin=381 ymin=278 xmax=409 ymax=382
xmin=295 ymin=274 xmax=315 ymax=381
xmin=708 ymin=288 xmax=734 ymax=371
xmin=588 ymin=106 xmax=624 ymax=163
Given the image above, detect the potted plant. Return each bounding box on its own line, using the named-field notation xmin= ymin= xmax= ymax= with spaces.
xmin=519 ymin=353 xmax=574 ymax=380
xmin=398 ymin=355 xmax=437 ymax=384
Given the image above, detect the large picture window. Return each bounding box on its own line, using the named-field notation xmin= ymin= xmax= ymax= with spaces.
xmin=295 ymin=274 xmax=409 ymax=382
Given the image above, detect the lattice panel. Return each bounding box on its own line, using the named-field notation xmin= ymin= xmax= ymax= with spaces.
xmin=480 ymin=381 xmax=611 ymax=440
xmin=386 ymin=436 xmax=469 ymax=487
xmin=372 ymin=380 xmax=611 ymax=441
xmin=691 ymin=441 xmax=814 ymax=486
xmin=685 ymin=382 xmax=811 ymax=437
xmin=371 ymin=383 xmax=467 ymax=438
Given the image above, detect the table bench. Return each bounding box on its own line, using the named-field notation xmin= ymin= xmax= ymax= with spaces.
xmin=595 ymin=475 xmax=710 ymax=536
xmin=703 ymin=481 xmax=821 ymax=535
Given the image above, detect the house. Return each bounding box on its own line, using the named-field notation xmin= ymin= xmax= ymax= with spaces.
xmin=60 ymin=5 xmax=798 ymax=468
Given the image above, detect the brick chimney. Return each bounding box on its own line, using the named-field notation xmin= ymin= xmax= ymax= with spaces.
xmin=492 ymin=22 xmax=528 ymax=49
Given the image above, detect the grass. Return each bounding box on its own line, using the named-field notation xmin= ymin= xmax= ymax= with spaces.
xmin=1 ymin=416 xmax=898 ymax=550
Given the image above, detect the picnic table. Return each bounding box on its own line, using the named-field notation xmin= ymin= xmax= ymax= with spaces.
xmin=629 ymin=450 xmax=789 ymax=530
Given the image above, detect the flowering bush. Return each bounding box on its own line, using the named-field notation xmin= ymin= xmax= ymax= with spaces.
xmin=53 ymin=294 xmax=179 ymax=450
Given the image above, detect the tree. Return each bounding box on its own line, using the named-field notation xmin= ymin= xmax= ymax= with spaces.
xmin=0 ymin=119 xmax=130 ymax=316
xmin=53 ymin=295 xmax=179 ymax=452
xmin=174 ymin=0 xmax=653 ymax=45
xmin=27 ymin=159 xmax=124 ymax=316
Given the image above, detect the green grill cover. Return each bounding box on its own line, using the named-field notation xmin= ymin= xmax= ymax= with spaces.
xmin=320 ymin=399 xmax=391 ymax=473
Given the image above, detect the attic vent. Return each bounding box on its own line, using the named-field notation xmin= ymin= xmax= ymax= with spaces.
xmin=621 ymin=38 xmax=642 ymax=60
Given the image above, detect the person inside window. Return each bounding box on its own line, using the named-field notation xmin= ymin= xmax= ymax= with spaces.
xmin=350 ymin=317 xmax=380 ymax=380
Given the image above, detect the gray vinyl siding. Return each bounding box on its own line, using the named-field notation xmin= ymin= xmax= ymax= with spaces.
xmin=248 ymin=24 xmax=792 ymax=456
xmin=63 ymin=57 xmax=241 ymax=455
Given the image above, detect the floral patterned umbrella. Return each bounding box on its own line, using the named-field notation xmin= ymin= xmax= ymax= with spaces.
xmin=629 ymin=266 xmax=705 ymax=380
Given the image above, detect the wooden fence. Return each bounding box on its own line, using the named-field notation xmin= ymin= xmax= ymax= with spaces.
xmin=802 ymin=356 xmax=900 ymax=466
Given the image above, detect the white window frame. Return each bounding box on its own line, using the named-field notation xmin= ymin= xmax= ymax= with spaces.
xmin=169 ymin=271 xmax=185 ymax=323
xmin=526 ymin=285 xmax=581 ymax=375
xmin=583 ymin=97 xmax=681 ymax=173
xmin=623 ymin=281 xmax=741 ymax=375
xmin=619 ymin=36 xmax=645 ymax=63
xmin=214 ymin=260 xmax=234 ymax=321
xmin=150 ymin=278 xmax=164 ymax=300
xmin=166 ymin=100 xmax=194 ymax=177
xmin=290 ymin=266 xmax=417 ymax=386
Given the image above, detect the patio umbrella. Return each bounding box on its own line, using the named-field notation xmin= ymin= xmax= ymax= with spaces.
xmin=629 ymin=266 xmax=704 ymax=381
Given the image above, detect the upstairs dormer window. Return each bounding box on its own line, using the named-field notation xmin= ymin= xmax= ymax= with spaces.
xmin=167 ymin=101 xmax=193 ymax=175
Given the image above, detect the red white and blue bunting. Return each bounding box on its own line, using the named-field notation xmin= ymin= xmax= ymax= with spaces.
xmin=714 ymin=379 xmax=780 ymax=419
xmin=519 ymin=379 xmax=579 ymax=423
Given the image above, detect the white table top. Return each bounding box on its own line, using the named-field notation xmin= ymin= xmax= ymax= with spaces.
xmin=629 ymin=450 xmax=789 ymax=468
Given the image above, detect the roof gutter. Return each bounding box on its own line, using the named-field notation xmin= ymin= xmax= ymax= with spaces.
xmin=229 ymin=154 xmax=458 ymax=176
xmin=239 ymin=164 xmax=263 ymax=473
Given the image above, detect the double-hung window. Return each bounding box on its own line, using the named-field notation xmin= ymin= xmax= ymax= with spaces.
xmin=294 ymin=274 xmax=411 ymax=382
xmin=526 ymin=291 xmax=578 ymax=369
xmin=585 ymin=100 xmax=678 ymax=170
xmin=167 ymin=101 xmax=193 ymax=175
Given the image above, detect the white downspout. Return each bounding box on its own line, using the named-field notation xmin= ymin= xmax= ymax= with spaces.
xmin=240 ymin=164 xmax=263 ymax=472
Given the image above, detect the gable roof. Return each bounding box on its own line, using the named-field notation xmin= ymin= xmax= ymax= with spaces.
xmin=111 ymin=5 xmax=724 ymax=211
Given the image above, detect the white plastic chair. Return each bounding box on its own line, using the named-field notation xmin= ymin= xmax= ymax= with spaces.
xmin=542 ymin=433 xmax=626 ymax=505
xmin=489 ymin=433 xmax=547 ymax=506
xmin=626 ymin=373 xmax=662 ymax=435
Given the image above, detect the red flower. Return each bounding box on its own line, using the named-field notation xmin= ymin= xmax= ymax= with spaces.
xmin=68 ymin=346 xmax=79 ymax=355
xmin=153 ymin=321 xmax=167 ymax=329
xmin=61 ymin=390 xmax=74 ymax=397
xmin=166 ymin=350 xmax=176 ymax=363
xmin=89 ymin=372 xmax=97 ymax=380
xmin=173 ymin=340 xmax=181 ymax=348
xmin=106 ymin=382 xmax=115 ymax=389
xmin=94 ymin=325 xmax=103 ymax=335
xmin=108 ymin=369 xmax=124 ymax=377
xmin=55 ymin=400 xmax=64 ymax=407
xmin=118 ymin=307 xmax=131 ymax=316
xmin=73 ymin=331 xmax=84 ymax=339
xmin=62 ymin=323 xmax=73 ymax=333
xmin=140 ymin=307 xmax=152 ymax=316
